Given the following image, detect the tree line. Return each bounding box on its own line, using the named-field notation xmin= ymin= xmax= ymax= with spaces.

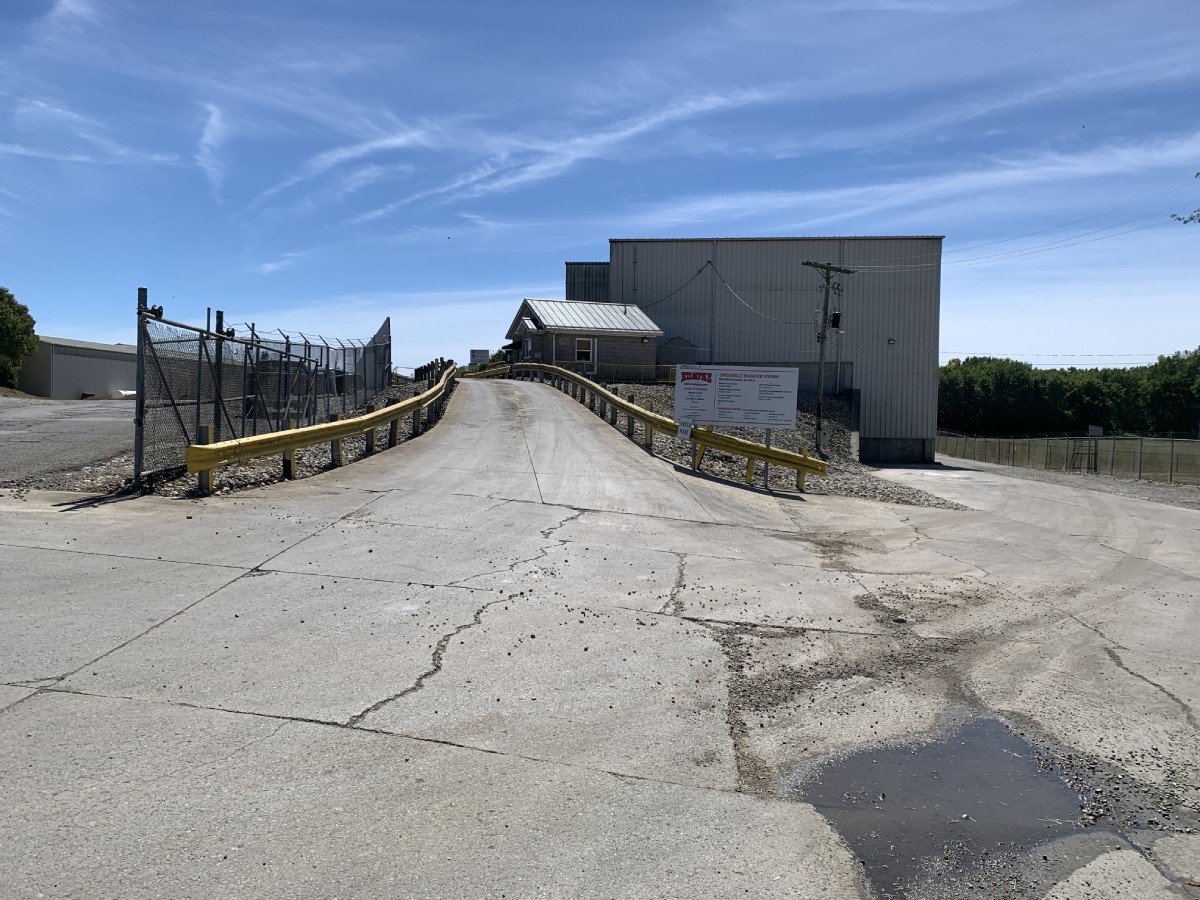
xmin=938 ymin=349 xmax=1200 ymax=437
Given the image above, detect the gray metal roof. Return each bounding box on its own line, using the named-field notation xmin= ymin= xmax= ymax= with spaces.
xmin=609 ymin=236 xmax=945 ymax=242
xmin=39 ymin=335 xmax=138 ymax=355
xmin=507 ymin=299 xmax=662 ymax=339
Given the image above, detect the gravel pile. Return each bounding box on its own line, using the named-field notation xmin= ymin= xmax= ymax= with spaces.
xmin=0 ymin=381 xmax=440 ymax=501
xmin=604 ymin=382 xmax=967 ymax=510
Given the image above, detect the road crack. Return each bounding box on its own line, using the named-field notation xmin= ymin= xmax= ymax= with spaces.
xmin=344 ymin=595 xmax=514 ymax=727
xmin=657 ymin=552 xmax=687 ymax=616
xmin=1103 ymin=647 xmax=1198 ymax=731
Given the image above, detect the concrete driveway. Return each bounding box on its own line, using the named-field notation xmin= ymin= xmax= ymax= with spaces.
xmin=1 ymin=379 xmax=1197 ymax=898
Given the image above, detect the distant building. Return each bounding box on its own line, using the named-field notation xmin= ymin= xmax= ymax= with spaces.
xmin=17 ymin=335 xmax=138 ymax=399
xmin=566 ymin=236 xmax=943 ymax=463
xmin=505 ymin=298 xmax=662 ymax=376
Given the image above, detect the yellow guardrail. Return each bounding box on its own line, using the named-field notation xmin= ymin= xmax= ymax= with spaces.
xmin=471 ymin=363 xmax=827 ymax=489
xmin=186 ymin=365 xmax=457 ymax=493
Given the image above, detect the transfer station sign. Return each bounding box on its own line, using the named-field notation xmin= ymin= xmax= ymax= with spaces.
xmin=674 ymin=365 xmax=799 ymax=430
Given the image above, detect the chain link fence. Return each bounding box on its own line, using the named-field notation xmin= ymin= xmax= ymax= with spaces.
xmin=937 ymin=432 xmax=1200 ymax=486
xmin=134 ymin=289 xmax=391 ymax=481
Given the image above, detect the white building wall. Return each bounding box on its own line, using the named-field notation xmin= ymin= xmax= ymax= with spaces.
xmin=608 ymin=237 xmax=942 ymax=462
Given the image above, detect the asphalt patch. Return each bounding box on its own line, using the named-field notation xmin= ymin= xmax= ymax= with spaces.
xmin=793 ymin=717 xmax=1103 ymax=898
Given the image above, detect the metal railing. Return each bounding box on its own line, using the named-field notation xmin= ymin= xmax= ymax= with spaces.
xmin=468 ymin=363 xmax=827 ymax=488
xmin=133 ymin=288 xmax=391 ymax=482
xmin=552 ymin=362 xmax=677 ymax=383
xmin=186 ymin=364 xmax=456 ymax=493
xmin=937 ymin=433 xmax=1200 ymax=485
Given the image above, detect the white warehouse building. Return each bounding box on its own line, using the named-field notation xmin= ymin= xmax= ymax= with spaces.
xmin=566 ymin=236 xmax=943 ymax=464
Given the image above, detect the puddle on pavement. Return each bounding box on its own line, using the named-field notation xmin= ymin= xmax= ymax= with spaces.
xmin=793 ymin=717 xmax=1102 ymax=898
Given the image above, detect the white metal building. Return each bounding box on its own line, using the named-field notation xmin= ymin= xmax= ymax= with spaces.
xmin=567 ymin=237 xmax=942 ymax=463
xmin=17 ymin=335 xmax=138 ymax=399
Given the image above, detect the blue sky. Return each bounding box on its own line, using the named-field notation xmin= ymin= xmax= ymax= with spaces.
xmin=1 ymin=0 xmax=1197 ymax=371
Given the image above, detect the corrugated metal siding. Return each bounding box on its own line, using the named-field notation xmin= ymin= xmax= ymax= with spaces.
xmin=565 ymin=262 xmax=611 ymax=302
xmin=609 ymin=237 xmax=941 ymax=443
xmin=16 ymin=343 xmax=53 ymax=397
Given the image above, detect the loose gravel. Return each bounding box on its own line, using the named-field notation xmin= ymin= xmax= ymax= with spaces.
xmin=603 ymin=382 xmax=968 ymax=510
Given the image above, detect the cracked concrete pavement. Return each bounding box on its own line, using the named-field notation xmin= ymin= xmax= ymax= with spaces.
xmin=2 ymin=379 xmax=1199 ymax=898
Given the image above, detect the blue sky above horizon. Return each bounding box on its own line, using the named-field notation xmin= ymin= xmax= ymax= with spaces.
xmin=1 ymin=0 xmax=1197 ymax=371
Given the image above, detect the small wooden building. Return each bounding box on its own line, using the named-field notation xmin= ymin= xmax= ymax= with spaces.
xmin=505 ymin=299 xmax=662 ymax=376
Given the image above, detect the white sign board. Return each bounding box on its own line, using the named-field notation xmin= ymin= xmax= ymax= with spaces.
xmin=469 ymin=349 xmax=490 ymax=366
xmin=674 ymin=365 xmax=799 ymax=430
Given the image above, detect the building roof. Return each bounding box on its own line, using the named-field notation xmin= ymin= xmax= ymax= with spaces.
xmin=608 ymin=235 xmax=944 ymax=242
xmin=506 ymin=299 xmax=663 ymax=339
xmin=39 ymin=335 xmax=138 ymax=355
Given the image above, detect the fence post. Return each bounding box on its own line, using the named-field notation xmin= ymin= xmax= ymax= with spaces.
xmin=213 ymin=310 xmax=225 ymax=442
xmin=283 ymin=419 xmax=296 ymax=479
xmin=195 ymin=308 xmax=210 ymax=445
xmin=1138 ymin=437 xmax=1143 ymax=480
xmin=412 ymin=407 xmax=421 ymax=437
xmin=1169 ymin=439 xmax=1175 ymax=483
xmin=133 ymin=288 xmax=148 ymax=484
xmin=365 ymin=403 xmax=376 ymax=454
xmin=197 ymin=424 xmax=214 ymax=495
xmin=626 ymin=394 xmax=636 ymax=437
xmin=330 ymin=413 xmax=343 ymax=466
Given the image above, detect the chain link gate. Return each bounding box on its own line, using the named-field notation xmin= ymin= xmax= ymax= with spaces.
xmin=133 ymin=288 xmax=392 ymax=483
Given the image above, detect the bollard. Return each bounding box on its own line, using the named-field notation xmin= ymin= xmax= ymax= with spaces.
xmin=330 ymin=413 xmax=343 ymax=466
xmin=365 ymin=403 xmax=377 ymax=455
xmin=387 ymin=399 xmax=399 ymax=447
xmin=282 ymin=419 xmax=296 ymax=480
xmin=197 ymin=424 xmax=214 ymax=494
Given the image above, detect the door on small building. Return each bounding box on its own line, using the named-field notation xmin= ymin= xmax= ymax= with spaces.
xmin=574 ymin=337 xmax=596 ymax=375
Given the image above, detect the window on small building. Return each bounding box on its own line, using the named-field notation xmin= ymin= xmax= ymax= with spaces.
xmin=575 ymin=338 xmax=593 ymax=362
xmin=524 ymin=338 xmax=532 ymax=358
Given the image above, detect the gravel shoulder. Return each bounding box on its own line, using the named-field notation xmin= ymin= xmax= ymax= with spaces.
xmin=606 ymin=382 xmax=967 ymax=510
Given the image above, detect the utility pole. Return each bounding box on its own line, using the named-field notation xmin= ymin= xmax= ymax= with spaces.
xmin=803 ymin=261 xmax=855 ymax=454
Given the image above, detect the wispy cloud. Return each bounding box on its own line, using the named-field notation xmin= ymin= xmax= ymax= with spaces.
xmin=13 ymin=98 xmax=178 ymax=165
xmin=31 ymin=0 xmax=99 ymax=50
xmin=255 ymin=252 xmax=304 ymax=275
xmin=344 ymin=86 xmax=787 ymax=225
xmin=255 ymin=129 xmax=431 ymax=205
xmin=0 ymin=142 xmax=94 ymax=163
xmin=622 ymin=130 xmax=1200 ymax=231
xmin=195 ymin=103 xmax=228 ymax=190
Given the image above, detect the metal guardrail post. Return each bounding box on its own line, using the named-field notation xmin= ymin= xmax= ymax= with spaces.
xmin=330 ymin=413 xmax=343 ymax=466
xmin=283 ymin=419 xmax=296 ymax=479
xmin=388 ymin=399 xmax=400 ymax=448
xmin=197 ymin=424 xmax=214 ymax=494
xmin=626 ymin=394 xmax=636 ymax=436
xmin=365 ymin=403 xmax=377 ymax=454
